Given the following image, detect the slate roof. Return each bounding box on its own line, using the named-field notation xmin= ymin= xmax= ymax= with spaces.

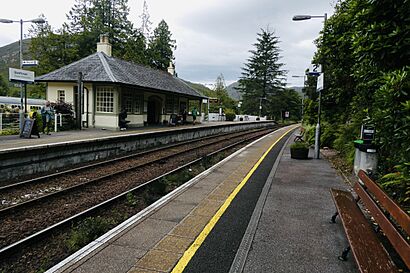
xmin=36 ymin=52 xmax=205 ymax=98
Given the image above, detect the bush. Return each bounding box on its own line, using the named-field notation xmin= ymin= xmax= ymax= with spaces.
xmin=290 ymin=142 xmax=309 ymax=149
xmin=333 ymin=123 xmax=359 ymax=165
xmin=0 ymin=128 xmax=19 ymax=135
xmin=224 ymin=109 xmax=236 ymax=121
xmin=66 ymin=216 xmax=113 ymax=252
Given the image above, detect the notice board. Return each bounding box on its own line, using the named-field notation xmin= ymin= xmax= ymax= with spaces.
xmin=20 ymin=118 xmax=34 ymax=138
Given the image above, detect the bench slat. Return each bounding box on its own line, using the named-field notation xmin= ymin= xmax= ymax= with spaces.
xmin=358 ymin=170 xmax=410 ymax=236
xmin=354 ymin=181 xmax=410 ymax=269
xmin=330 ymin=189 xmax=398 ymax=273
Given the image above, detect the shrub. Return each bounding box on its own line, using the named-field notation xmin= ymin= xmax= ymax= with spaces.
xmin=290 ymin=142 xmax=309 ymax=149
xmin=66 ymin=216 xmax=113 ymax=252
xmin=0 ymin=128 xmax=19 ymax=135
xmin=224 ymin=109 xmax=236 ymax=121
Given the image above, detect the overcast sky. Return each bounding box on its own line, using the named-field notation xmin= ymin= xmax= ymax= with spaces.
xmin=0 ymin=0 xmax=335 ymax=87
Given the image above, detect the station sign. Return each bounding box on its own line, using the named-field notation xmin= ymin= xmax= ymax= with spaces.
xmin=307 ymin=64 xmax=322 ymax=76
xmin=317 ymin=73 xmax=324 ymax=92
xmin=9 ymin=68 xmax=35 ymax=83
xmin=22 ymin=60 xmax=39 ymax=67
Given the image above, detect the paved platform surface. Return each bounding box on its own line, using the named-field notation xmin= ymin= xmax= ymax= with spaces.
xmin=46 ymin=125 xmax=357 ymax=273
xmin=0 ymin=122 xmax=228 ymax=151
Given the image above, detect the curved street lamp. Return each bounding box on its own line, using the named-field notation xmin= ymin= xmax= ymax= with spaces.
xmin=292 ymin=13 xmax=327 ymax=159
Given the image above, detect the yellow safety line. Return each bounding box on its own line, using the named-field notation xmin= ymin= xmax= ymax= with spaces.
xmin=171 ymin=127 xmax=294 ymax=273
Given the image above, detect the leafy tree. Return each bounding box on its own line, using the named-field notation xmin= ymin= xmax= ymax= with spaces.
xmin=66 ymin=0 xmax=139 ymax=60
xmin=213 ymin=74 xmax=236 ymax=111
xmin=306 ymin=0 xmax=410 ymax=205
xmin=0 ymin=74 xmax=9 ymax=96
xmin=29 ymin=21 xmax=78 ymax=75
xmin=147 ymin=20 xmax=176 ymax=71
xmin=238 ymin=28 xmax=286 ymax=117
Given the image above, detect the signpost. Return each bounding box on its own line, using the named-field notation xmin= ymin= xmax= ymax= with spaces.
xmin=307 ymin=64 xmax=322 ymax=76
xmin=317 ymin=73 xmax=324 ymax=92
xmin=9 ymin=68 xmax=34 ymax=83
xmin=22 ymin=60 xmax=39 ymax=67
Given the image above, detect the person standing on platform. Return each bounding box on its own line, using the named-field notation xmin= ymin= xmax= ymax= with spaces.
xmin=192 ymin=106 xmax=198 ymax=125
xmin=30 ymin=111 xmax=41 ymax=138
xmin=182 ymin=108 xmax=187 ymax=124
xmin=41 ymin=101 xmax=54 ymax=135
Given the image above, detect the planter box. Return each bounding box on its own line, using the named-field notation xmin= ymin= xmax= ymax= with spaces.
xmin=290 ymin=147 xmax=309 ymax=159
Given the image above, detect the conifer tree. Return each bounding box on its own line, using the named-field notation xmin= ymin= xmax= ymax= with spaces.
xmin=238 ymin=28 xmax=286 ymax=117
xmin=147 ymin=20 xmax=176 ymax=71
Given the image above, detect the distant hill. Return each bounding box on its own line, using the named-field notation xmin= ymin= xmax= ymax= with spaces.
xmin=183 ymin=80 xmax=215 ymax=98
xmin=0 ymin=39 xmax=31 ymax=75
xmin=226 ymin=81 xmax=241 ymax=100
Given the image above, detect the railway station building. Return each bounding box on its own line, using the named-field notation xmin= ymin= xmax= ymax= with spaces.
xmin=36 ymin=35 xmax=207 ymax=130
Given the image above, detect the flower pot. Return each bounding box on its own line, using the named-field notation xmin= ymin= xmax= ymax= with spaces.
xmin=290 ymin=147 xmax=309 ymax=159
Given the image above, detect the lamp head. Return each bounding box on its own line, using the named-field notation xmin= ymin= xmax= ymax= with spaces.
xmin=30 ymin=18 xmax=46 ymax=24
xmin=292 ymin=15 xmax=312 ymax=21
xmin=0 ymin=19 xmax=14 ymax=23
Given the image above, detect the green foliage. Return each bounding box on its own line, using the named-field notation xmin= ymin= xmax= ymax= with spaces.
xmin=333 ymin=123 xmax=359 ymax=165
xmin=290 ymin=142 xmax=309 ymax=149
xmin=304 ymin=0 xmax=410 ymax=205
xmin=0 ymin=74 xmax=9 ymax=96
xmin=28 ymin=0 xmax=176 ymax=76
xmin=0 ymin=128 xmax=19 ymax=136
xmin=238 ymin=27 xmax=286 ymax=117
xmin=379 ymin=163 xmax=410 ymax=210
xmin=147 ymin=20 xmax=176 ymax=71
xmin=370 ymin=68 xmax=410 ymax=173
xmin=126 ymin=192 xmax=138 ymax=207
xmin=302 ymin=124 xmax=316 ymax=145
xmin=66 ymin=216 xmax=113 ymax=251
xmin=224 ymin=109 xmax=236 ymax=121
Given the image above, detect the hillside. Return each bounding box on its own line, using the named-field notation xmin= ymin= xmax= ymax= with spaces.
xmin=0 ymin=39 xmax=32 ymax=75
xmin=226 ymin=81 xmax=241 ymax=100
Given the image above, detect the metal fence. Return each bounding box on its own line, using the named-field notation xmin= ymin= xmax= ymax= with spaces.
xmin=0 ymin=112 xmax=73 ymax=133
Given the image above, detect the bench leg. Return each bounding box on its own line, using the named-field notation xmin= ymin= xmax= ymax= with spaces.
xmin=338 ymin=246 xmax=351 ymax=261
xmin=331 ymin=211 xmax=339 ymax=223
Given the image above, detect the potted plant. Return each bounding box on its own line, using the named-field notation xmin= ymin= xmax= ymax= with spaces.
xmin=290 ymin=142 xmax=309 ymax=159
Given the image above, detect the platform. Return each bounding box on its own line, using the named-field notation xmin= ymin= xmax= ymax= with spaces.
xmin=45 ymin=125 xmax=357 ymax=273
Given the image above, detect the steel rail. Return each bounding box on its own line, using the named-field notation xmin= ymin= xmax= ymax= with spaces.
xmin=0 ymin=128 xmax=275 ymax=216
xmin=0 ymin=127 xmax=277 ymax=259
xmin=0 ymin=128 xmax=267 ymax=193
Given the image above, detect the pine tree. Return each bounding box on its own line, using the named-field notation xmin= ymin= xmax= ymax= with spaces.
xmin=66 ymin=0 xmax=135 ymax=59
xmin=238 ymin=28 xmax=286 ymax=117
xmin=147 ymin=20 xmax=176 ymax=71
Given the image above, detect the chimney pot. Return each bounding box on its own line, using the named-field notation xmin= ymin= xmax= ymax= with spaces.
xmin=97 ymin=34 xmax=112 ymax=56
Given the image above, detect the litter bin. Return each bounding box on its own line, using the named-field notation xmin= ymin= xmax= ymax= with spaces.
xmin=353 ymin=124 xmax=378 ymax=175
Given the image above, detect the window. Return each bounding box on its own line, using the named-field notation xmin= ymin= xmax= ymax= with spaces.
xmin=96 ymin=87 xmax=115 ymax=113
xmin=165 ymin=95 xmax=174 ymax=113
xmin=58 ymin=90 xmax=65 ymax=103
xmin=134 ymin=95 xmax=143 ymax=114
xmin=121 ymin=88 xmax=143 ymax=114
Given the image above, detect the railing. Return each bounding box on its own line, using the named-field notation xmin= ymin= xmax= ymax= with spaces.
xmin=0 ymin=112 xmax=73 ymax=134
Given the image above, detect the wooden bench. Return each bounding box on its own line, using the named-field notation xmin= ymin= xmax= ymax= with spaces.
xmin=330 ymin=170 xmax=410 ymax=273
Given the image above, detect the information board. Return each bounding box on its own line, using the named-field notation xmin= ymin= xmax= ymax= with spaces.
xmin=20 ymin=118 xmax=34 ymax=138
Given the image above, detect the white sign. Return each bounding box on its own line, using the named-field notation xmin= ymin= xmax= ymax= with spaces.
xmin=9 ymin=68 xmax=35 ymax=83
xmin=22 ymin=60 xmax=39 ymax=67
xmin=307 ymin=64 xmax=322 ymax=76
xmin=317 ymin=73 xmax=324 ymax=92
xmin=285 ymin=111 xmax=289 ymax=118
xmin=202 ymin=98 xmax=208 ymax=104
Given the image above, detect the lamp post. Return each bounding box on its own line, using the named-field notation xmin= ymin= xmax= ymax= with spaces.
xmin=0 ymin=17 xmax=45 ymax=133
xmin=292 ymin=13 xmax=327 ymax=159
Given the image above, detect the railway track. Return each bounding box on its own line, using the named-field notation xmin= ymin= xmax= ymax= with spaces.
xmin=0 ymin=128 xmax=268 ymax=204
xmin=0 ymin=127 xmax=279 ymax=262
